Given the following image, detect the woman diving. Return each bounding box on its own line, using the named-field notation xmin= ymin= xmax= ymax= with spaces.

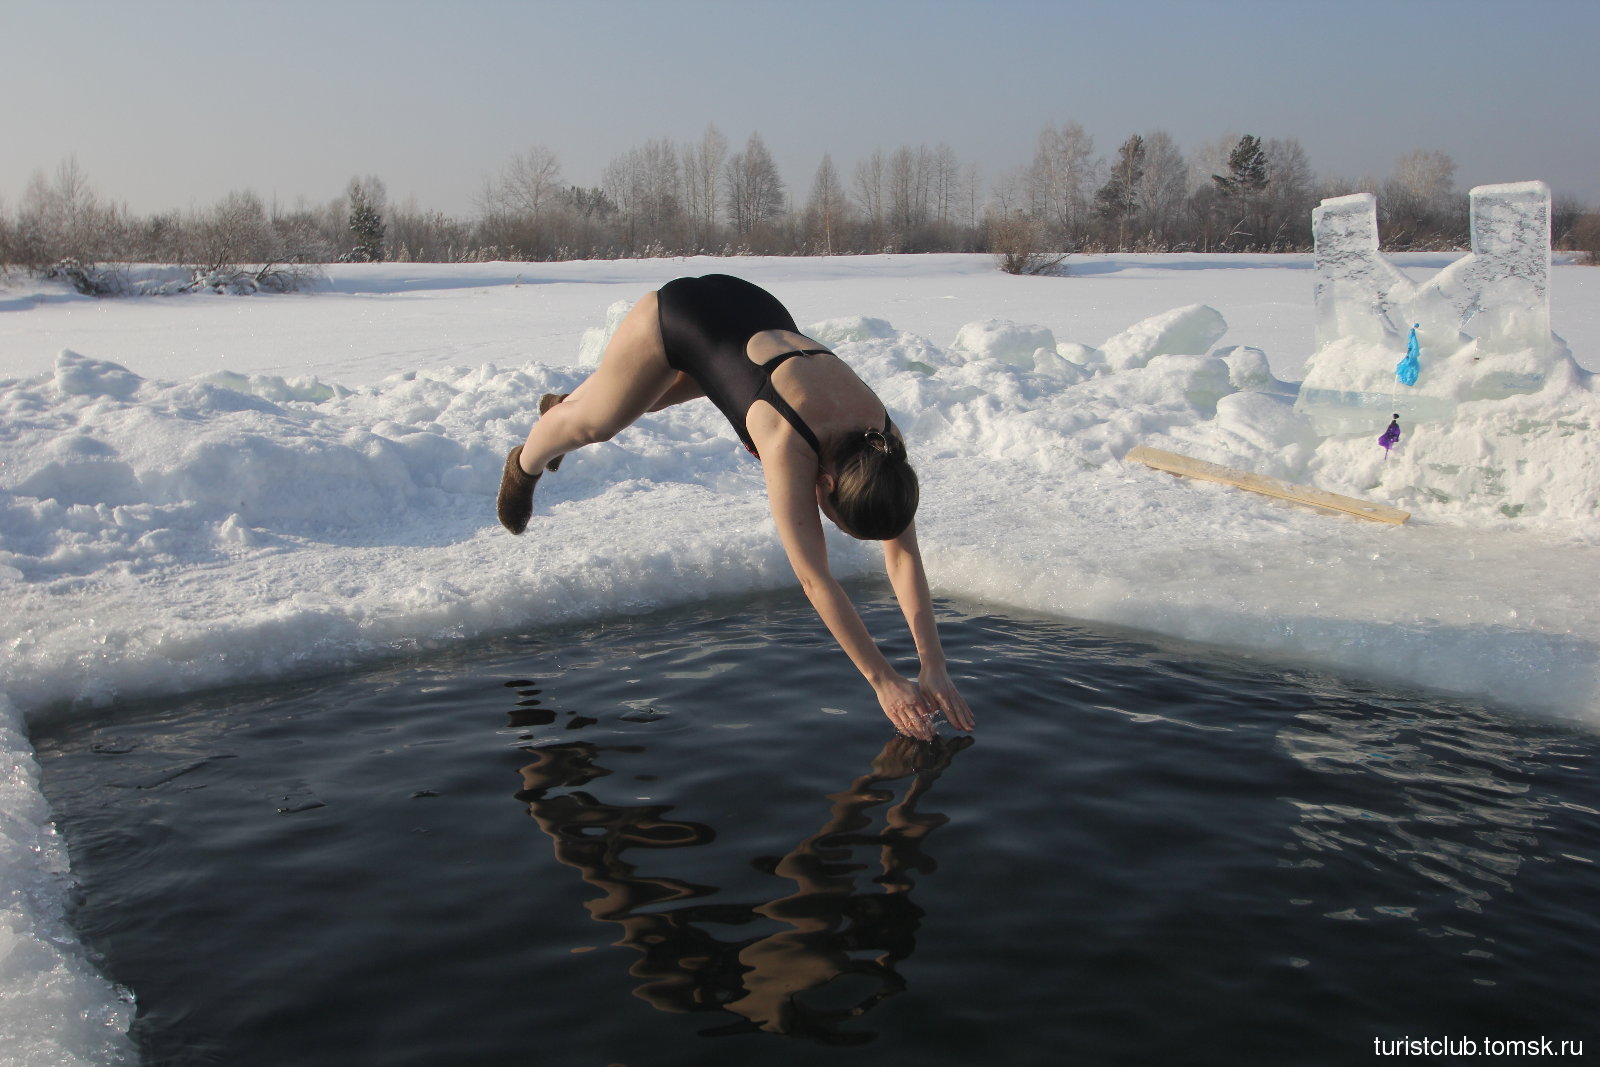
xmin=497 ymin=274 xmax=972 ymax=742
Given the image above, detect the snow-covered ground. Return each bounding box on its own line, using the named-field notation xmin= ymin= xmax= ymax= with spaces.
xmin=2 ymin=253 xmax=1597 ymax=1063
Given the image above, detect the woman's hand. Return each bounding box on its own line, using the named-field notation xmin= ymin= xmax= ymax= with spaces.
xmin=874 ymin=676 xmax=938 ymax=742
xmin=919 ymin=664 xmax=974 ymax=733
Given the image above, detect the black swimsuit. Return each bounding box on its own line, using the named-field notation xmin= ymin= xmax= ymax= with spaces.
xmin=656 ymin=274 xmax=889 ymax=457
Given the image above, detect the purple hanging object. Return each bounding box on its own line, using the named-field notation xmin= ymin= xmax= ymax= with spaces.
xmin=1378 ymin=414 xmax=1402 ymax=455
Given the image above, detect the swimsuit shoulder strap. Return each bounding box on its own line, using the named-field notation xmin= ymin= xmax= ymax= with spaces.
xmin=759 ymin=348 xmax=832 ymax=374
xmin=755 ymin=384 xmax=823 ymax=457
xmin=752 ymin=348 xmax=831 ymax=457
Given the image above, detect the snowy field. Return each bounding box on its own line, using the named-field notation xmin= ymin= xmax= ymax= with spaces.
xmin=2 ymin=252 xmax=1598 ymax=1063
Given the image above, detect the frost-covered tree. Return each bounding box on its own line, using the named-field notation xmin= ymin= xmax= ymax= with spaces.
xmin=170 ymin=189 xmax=322 ymax=290
xmin=272 ymin=196 xmax=341 ymax=264
xmin=190 ymin=190 xmax=276 ymax=268
xmin=14 ymin=156 xmax=127 ymax=268
xmin=1381 ymin=149 xmax=1461 ymax=248
xmin=347 ymin=175 xmax=387 ymax=262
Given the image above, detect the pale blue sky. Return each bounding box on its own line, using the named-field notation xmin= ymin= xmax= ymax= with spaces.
xmin=4 ymin=0 xmax=1597 ymax=216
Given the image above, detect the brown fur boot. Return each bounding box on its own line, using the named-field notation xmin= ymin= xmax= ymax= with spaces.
xmin=538 ymin=393 xmax=570 ymax=471
xmin=496 ymin=446 xmax=541 ymax=534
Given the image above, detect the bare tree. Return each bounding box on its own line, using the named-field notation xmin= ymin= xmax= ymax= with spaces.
xmin=603 ymin=139 xmax=683 ymax=254
xmin=477 ymin=145 xmax=565 ymax=257
xmin=1027 ymin=121 xmax=1098 ymax=247
xmin=723 ymin=132 xmax=785 ymax=238
xmin=1382 ymin=149 xmax=1460 ymax=248
xmin=804 ymin=153 xmax=848 ymax=254
xmin=849 ymin=150 xmax=879 ymax=242
xmin=987 ymin=206 xmax=1066 ymax=275
xmin=1572 ymin=212 xmax=1600 ymax=265
xmin=928 ymin=143 xmax=961 ymax=227
xmin=1135 ymin=130 xmax=1187 ymax=247
xmin=960 ymin=160 xmax=984 ymax=231
xmin=1262 ymin=138 xmax=1314 ymax=249
xmin=480 ymin=146 xmax=564 ymax=221
xmin=682 ymin=124 xmax=727 ymax=246
xmin=387 ymin=195 xmax=474 ymax=262
xmin=0 ymin=195 xmax=13 ymax=272
xmin=1186 ymin=133 xmax=1236 ymax=196
xmin=888 ymin=145 xmax=935 ymax=244
xmin=986 ymin=164 xmax=1029 ymax=217
xmin=638 ymin=138 xmax=684 ymax=243
xmin=1551 ymin=195 xmax=1586 ymax=251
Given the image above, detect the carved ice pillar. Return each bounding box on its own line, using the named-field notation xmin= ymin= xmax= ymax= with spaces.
xmin=1427 ymin=182 xmax=1551 ymax=353
xmin=1310 ymin=192 xmax=1414 ymax=348
xmin=1297 ymin=181 xmax=1564 ymax=434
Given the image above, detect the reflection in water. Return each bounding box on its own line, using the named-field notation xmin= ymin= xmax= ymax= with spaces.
xmin=515 ymin=734 xmax=971 ymax=1044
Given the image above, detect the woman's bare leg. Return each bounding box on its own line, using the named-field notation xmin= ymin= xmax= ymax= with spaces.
xmin=647 ymin=371 xmax=706 ymax=412
xmin=515 ymin=292 xmax=684 ymax=475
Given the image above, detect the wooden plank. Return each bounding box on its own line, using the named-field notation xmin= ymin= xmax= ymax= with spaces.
xmin=1126 ymin=445 xmax=1410 ymax=525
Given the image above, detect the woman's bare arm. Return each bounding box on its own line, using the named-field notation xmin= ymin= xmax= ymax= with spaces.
xmin=762 ymin=451 xmax=938 ymax=740
xmin=882 ymin=524 xmax=974 ymax=731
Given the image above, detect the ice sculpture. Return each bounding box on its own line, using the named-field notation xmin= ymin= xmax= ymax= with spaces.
xmin=1295 ymin=181 xmax=1572 ymax=433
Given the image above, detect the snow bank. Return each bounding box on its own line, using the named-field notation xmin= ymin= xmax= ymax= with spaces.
xmin=1 ymin=696 xmax=133 ymax=1065
xmin=5 ymin=304 xmax=1594 ymax=720
xmin=1100 ymin=303 xmax=1228 ymax=371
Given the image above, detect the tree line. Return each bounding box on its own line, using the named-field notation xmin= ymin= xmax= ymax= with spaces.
xmin=2 ymin=122 xmax=1595 ymax=288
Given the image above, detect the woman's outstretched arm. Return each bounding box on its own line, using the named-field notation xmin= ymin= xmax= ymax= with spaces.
xmin=763 ymin=454 xmax=939 ymax=740
xmin=881 ymin=524 xmax=973 ymax=732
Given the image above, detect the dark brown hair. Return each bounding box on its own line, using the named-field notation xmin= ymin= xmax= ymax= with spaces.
xmin=829 ymin=429 xmax=919 ymax=540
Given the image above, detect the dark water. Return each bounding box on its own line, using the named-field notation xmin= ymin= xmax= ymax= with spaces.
xmin=34 ymin=587 xmax=1600 ymax=1067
